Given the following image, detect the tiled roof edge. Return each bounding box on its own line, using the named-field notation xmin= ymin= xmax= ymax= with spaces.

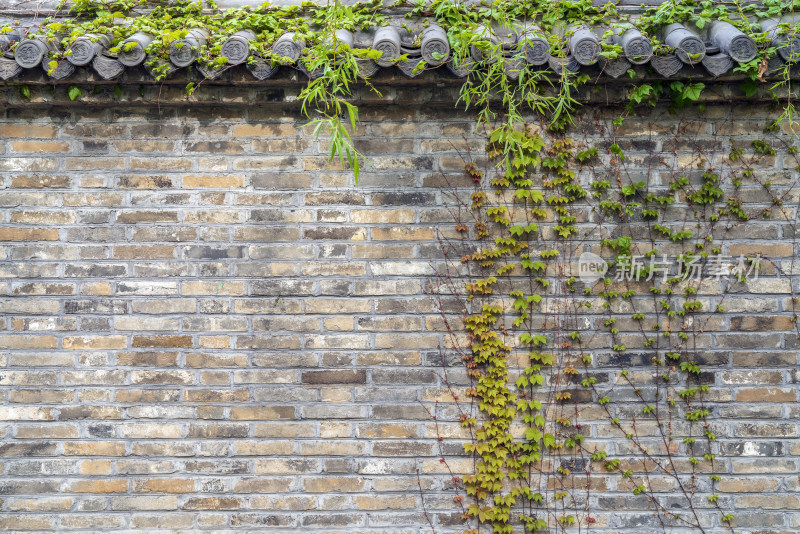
xmin=0 ymin=6 xmax=797 ymax=85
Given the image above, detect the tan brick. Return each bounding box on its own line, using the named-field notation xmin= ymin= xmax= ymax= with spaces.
xmin=132 ymin=335 xmax=192 ymax=348
xmin=67 ymin=479 xmax=128 ymax=493
xmin=0 ymin=228 xmax=58 ymax=241
xmin=5 ymin=497 xmax=73 ymax=512
xmin=130 ymin=515 xmax=194 ymax=529
xmin=120 ymin=423 xmax=185 ymax=439
xmin=736 ymin=388 xmax=797 ymax=402
xmin=198 ymin=335 xmax=232 ymax=349
xmin=1 ymin=124 xmax=58 ymax=138
xmin=117 ymin=351 xmax=179 ymax=366
xmin=230 ymin=406 xmax=295 ymax=420
xmin=130 ymin=370 xmax=194 ymax=385
xmin=351 ymin=209 xmax=416 ymax=224
xmin=300 ymin=441 xmax=364 ymax=455
xmin=63 ymin=442 xmax=126 ymax=456
xmin=354 ymin=495 xmax=417 ymax=510
xmin=114 ymin=389 xmax=180 ymax=403
xmin=0 ymin=515 xmax=55 ymax=529
xmin=9 ymin=174 xmax=69 ymax=188
xmin=233 ymin=477 xmax=293 ymax=492
xmin=185 ymin=389 xmax=249 ymax=402
xmin=182 ymin=281 xmax=246 ymax=295
xmin=115 ymin=317 xmax=180 ymax=331
xmin=735 ymin=494 xmax=800 ymax=509
xmin=65 ymin=157 xmax=126 ymax=170
xmin=305 ymin=334 xmax=369 ymax=349
xmin=0 ymin=299 xmax=61 ymax=314
xmin=111 ymin=496 xmax=179 ymax=511
xmin=0 ymin=335 xmax=57 ymax=349
xmin=63 ymin=335 xmax=127 ymax=350
xmin=320 ymin=387 xmax=350 ymax=402
xmin=185 ymin=210 xmax=242 ymax=224
xmin=252 ymin=423 xmax=315 ymax=438
xmin=729 ymin=243 xmax=794 ymax=257
xmin=62 ymin=192 xmax=124 ymax=206
xmin=133 ymin=478 xmax=195 ymax=493
xmin=183 ymin=174 xmax=244 ymax=188
xmin=132 ymin=299 xmax=196 ymax=314
xmin=9 ymin=389 xmax=73 ymax=403
xmin=183 ymin=497 xmax=243 ymax=510
xmin=254 ymin=459 xmax=316 ymax=474
xmin=15 ymin=424 xmax=79 ymax=439
xmin=10 ymin=141 xmax=70 ymax=153
xmin=129 ymin=158 xmax=192 ymax=171
xmin=303 ymin=477 xmax=365 ymax=492
xmin=79 ymin=460 xmax=112 ymax=475
xmin=371 ymin=227 xmax=436 ymax=240
xmin=10 ymin=210 xmax=76 ymax=224
xmin=116 ymin=210 xmax=178 ymax=223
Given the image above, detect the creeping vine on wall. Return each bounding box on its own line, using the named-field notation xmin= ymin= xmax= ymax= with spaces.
xmin=430 ymin=109 xmax=800 ymax=532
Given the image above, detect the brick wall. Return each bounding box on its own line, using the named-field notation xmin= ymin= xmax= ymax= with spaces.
xmin=0 ymin=95 xmax=798 ymax=532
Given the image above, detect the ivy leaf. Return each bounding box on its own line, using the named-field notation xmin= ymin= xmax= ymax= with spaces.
xmin=525 ymin=428 xmax=542 ymax=442
xmin=682 ymin=82 xmax=704 ymax=102
xmin=20 ymin=85 xmax=30 ymax=100
xmin=68 ymin=86 xmax=82 ymax=101
xmin=609 ymin=143 xmax=625 ymax=162
xmin=741 ymin=78 xmax=758 ymax=98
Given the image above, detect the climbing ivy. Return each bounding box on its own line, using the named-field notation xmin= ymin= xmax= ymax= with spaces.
xmin=432 ymin=112 xmax=800 ymax=532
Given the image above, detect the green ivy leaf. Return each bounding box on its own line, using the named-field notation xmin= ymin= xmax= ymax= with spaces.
xmin=68 ymin=86 xmax=82 ymax=101
xmin=609 ymin=143 xmax=625 ymax=162
xmin=682 ymin=82 xmax=704 ymax=101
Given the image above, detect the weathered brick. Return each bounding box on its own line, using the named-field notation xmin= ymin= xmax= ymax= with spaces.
xmin=183 ymin=174 xmax=244 ymax=188
xmin=63 ymin=335 xmax=126 ymax=350
xmin=229 ymin=406 xmax=295 ymax=420
xmin=301 ymin=370 xmax=367 ymax=385
xmin=132 ymin=478 xmax=195 ymax=493
xmin=131 ymin=335 xmax=193 ymax=348
xmin=10 ymin=140 xmax=70 ymax=153
xmin=0 ymin=228 xmax=59 ymax=241
xmin=66 ymin=479 xmax=128 ymax=493
xmin=736 ymin=388 xmax=796 ymax=402
xmin=2 ymin=124 xmax=58 ymax=138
